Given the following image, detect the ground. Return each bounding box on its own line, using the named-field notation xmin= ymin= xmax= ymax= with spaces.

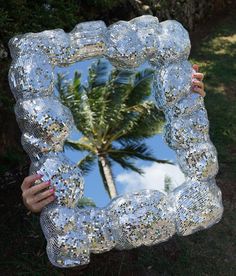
xmin=0 ymin=5 xmax=235 ymax=276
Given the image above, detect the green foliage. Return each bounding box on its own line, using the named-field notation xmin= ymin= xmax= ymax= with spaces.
xmin=0 ymin=0 xmax=232 ymax=50
xmin=77 ymin=197 xmax=97 ymax=208
xmin=0 ymin=0 xmax=80 ymax=45
xmin=85 ymin=0 xmax=125 ymax=9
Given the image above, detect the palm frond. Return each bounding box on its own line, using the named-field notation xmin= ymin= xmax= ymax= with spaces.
xmin=72 ymin=71 xmax=82 ymax=92
xmin=104 ymin=101 xmax=164 ymax=144
xmin=64 ymin=138 xmax=95 ymax=153
xmin=77 ymin=153 xmax=96 ymax=176
xmin=55 ymin=71 xmax=96 ymax=136
xmin=125 ymin=68 xmax=155 ymax=106
xmin=109 ymin=143 xmax=173 ymax=164
xmin=121 ymin=106 xmax=165 ymax=140
xmin=88 ymin=58 xmax=111 ymax=88
xmin=109 ymin=155 xmax=144 ymax=174
xmin=56 ymin=71 xmax=83 ymax=104
xmin=113 ymin=69 xmax=136 ymax=85
xmin=99 ymin=69 xmax=137 ymax=130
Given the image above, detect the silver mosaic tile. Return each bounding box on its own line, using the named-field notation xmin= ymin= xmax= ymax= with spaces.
xmin=171 ymin=179 xmax=223 ymax=236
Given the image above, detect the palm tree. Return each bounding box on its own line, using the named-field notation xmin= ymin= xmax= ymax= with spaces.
xmin=56 ymin=58 xmax=172 ymax=199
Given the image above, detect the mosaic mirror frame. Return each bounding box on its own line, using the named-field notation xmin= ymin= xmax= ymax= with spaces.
xmin=8 ymin=15 xmax=223 ymax=268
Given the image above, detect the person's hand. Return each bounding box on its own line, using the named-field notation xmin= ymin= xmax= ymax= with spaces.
xmin=21 ymin=174 xmax=55 ymax=213
xmin=191 ymin=64 xmax=206 ymax=97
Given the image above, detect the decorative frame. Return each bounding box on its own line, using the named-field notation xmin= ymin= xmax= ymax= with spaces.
xmin=8 ymin=15 xmax=223 ymax=268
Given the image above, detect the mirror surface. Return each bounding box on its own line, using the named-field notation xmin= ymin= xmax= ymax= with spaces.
xmin=53 ymin=57 xmax=186 ymax=207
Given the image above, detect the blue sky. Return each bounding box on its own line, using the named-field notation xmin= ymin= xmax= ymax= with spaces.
xmin=54 ymin=58 xmax=185 ymax=208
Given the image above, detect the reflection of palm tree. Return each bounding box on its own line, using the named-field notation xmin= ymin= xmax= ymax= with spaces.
xmin=56 ymin=58 xmax=172 ymax=199
xmin=164 ymin=175 xmax=173 ymax=193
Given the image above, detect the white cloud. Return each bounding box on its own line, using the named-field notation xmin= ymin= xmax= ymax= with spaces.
xmin=116 ymin=163 xmax=186 ymax=195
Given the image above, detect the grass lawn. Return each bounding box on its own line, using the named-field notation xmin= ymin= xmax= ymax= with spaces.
xmin=0 ymin=6 xmax=236 ymax=276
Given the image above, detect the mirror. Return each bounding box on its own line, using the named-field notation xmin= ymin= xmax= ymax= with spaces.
xmin=8 ymin=15 xmax=223 ymax=268
xmin=54 ymin=57 xmax=186 ymax=208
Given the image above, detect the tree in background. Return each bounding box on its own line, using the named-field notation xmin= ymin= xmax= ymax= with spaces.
xmin=56 ymin=58 xmax=172 ymax=198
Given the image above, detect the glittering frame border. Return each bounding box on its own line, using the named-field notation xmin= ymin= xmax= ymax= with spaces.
xmin=8 ymin=15 xmax=223 ymax=268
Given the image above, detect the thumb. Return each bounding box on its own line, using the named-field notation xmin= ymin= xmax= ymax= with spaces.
xmin=21 ymin=174 xmax=43 ymax=191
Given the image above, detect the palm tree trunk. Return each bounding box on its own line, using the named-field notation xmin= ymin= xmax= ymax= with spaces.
xmin=98 ymin=154 xmax=117 ymax=199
